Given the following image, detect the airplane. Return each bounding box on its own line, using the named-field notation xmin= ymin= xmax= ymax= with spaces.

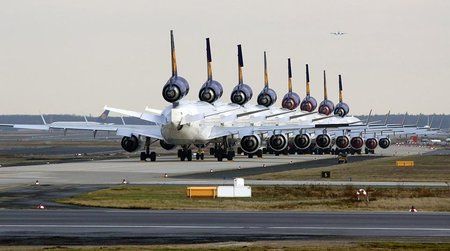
xmin=331 ymin=31 xmax=346 ymax=36
xmin=1 ymin=30 xmax=433 ymax=162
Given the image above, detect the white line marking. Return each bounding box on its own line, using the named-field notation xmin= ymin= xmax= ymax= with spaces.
xmin=0 ymin=225 xmax=449 ymax=232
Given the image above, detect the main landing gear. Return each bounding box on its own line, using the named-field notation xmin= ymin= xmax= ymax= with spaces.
xmin=211 ymin=136 xmax=235 ymax=161
xmin=140 ymin=137 xmax=156 ymax=161
xmin=178 ymin=147 xmax=193 ymax=161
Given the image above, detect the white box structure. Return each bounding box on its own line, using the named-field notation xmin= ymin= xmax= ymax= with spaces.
xmin=217 ymin=178 xmax=252 ymax=198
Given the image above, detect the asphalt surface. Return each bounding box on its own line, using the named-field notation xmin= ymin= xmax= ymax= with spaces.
xmin=175 ymin=155 xmax=381 ymax=179
xmin=0 ymin=210 xmax=449 ymax=244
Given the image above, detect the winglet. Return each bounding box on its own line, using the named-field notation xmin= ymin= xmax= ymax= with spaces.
xmin=40 ymin=114 xmax=47 ymax=125
xmin=170 ymin=30 xmax=177 ymax=77
xmin=401 ymin=112 xmax=408 ymax=126
xmin=384 ymin=110 xmax=390 ymax=125
xmin=365 ymin=109 xmax=372 ymax=125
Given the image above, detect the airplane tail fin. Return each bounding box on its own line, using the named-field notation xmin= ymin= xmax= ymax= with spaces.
xmin=306 ymin=64 xmax=311 ymax=96
xmin=206 ymin=38 xmax=212 ymax=80
xmin=170 ymin=30 xmax=177 ymax=77
xmin=99 ymin=109 xmax=110 ymax=121
xmin=338 ymin=75 xmax=343 ymax=102
xmin=323 ymin=70 xmax=327 ymax=99
xmin=288 ymin=58 xmax=292 ymax=92
xmin=264 ymin=51 xmax=269 ymax=87
xmin=237 ymin=44 xmax=244 ymax=84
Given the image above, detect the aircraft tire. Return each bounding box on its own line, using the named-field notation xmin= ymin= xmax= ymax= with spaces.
xmin=150 ymin=152 xmax=156 ymax=162
xmin=187 ymin=150 xmax=192 ymax=161
xmin=140 ymin=152 xmax=147 ymax=161
xmin=200 ymin=153 xmax=204 ymax=160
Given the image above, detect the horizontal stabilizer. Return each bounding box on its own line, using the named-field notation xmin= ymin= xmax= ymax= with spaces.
xmin=104 ymin=106 xmax=166 ymax=125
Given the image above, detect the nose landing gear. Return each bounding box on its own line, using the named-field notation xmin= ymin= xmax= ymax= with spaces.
xmin=140 ymin=137 xmax=156 ymax=161
xmin=178 ymin=147 xmax=193 ymax=161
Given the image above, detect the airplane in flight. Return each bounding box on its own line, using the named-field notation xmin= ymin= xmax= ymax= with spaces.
xmin=1 ymin=31 xmax=434 ymax=162
xmin=330 ymin=31 xmax=347 ymax=36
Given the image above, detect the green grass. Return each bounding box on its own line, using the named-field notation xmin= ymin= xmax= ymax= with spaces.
xmin=3 ymin=241 xmax=450 ymax=250
xmin=247 ymin=155 xmax=450 ymax=182
xmin=57 ymin=185 xmax=450 ymax=212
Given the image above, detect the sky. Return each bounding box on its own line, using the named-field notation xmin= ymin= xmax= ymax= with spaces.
xmin=0 ymin=0 xmax=449 ymax=115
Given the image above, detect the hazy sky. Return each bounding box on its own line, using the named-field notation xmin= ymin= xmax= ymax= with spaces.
xmin=0 ymin=0 xmax=449 ymax=115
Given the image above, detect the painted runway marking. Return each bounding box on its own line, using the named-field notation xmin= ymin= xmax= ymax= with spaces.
xmin=1 ymin=225 xmax=450 ymax=232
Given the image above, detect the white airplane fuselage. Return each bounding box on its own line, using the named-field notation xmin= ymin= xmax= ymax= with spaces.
xmin=157 ymin=100 xmax=362 ymax=145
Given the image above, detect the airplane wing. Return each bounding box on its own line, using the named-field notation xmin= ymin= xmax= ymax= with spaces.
xmin=0 ymin=122 xmax=163 ymax=140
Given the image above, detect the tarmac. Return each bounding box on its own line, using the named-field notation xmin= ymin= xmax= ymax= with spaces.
xmin=0 ymin=144 xmax=445 ymax=244
xmin=0 ymin=210 xmax=449 ymax=244
xmin=0 ymin=145 xmax=431 ymax=185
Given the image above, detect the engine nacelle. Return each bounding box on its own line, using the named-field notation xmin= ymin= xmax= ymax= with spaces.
xmin=162 ymin=76 xmax=190 ymax=103
xmin=240 ymin=135 xmax=261 ymax=154
xmin=121 ymin=135 xmax=140 ymax=153
xmin=257 ymin=87 xmax=277 ymax=107
xmin=335 ymin=135 xmax=350 ymax=149
xmin=334 ymin=102 xmax=350 ymax=117
xmin=281 ymin=92 xmax=301 ymax=110
xmin=350 ymin=136 xmax=364 ymax=150
xmin=365 ymin=138 xmax=378 ymax=150
xmin=268 ymin=134 xmax=288 ymax=152
xmin=230 ymin=84 xmax=253 ymax=105
xmin=318 ymin=100 xmax=335 ymax=115
xmin=379 ymin=138 xmax=391 ymax=149
xmin=293 ymin=133 xmax=312 ymax=150
xmin=316 ymin=134 xmax=332 ymax=149
xmin=160 ymin=140 xmax=176 ymax=150
xmin=199 ymin=80 xmax=223 ymax=103
xmin=300 ymin=96 xmax=318 ymax=112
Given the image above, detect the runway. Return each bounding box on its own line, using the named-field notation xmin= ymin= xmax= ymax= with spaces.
xmin=0 ymin=145 xmax=431 ymax=185
xmin=0 ymin=210 xmax=449 ymax=244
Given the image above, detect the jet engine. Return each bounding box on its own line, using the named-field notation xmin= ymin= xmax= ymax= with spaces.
xmin=300 ymin=96 xmax=318 ymax=112
xmin=335 ymin=135 xmax=350 ymax=149
xmin=121 ymin=135 xmax=140 ymax=153
xmin=318 ymin=100 xmax=335 ymax=115
xmin=350 ymin=136 xmax=364 ymax=150
xmin=199 ymin=80 xmax=223 ymax=103
xmin=268 ymin=134 xmax=289 ymax=152
xmin=160 ymin=140 xmax=176 ymax=150
xmin=257 ymin=87 xmax=277 ymax=107
xmin=379 ymin=137 xmax=391 ymax=149
xmin=293 ymin=133 xmax=312 ymax=149
xmin=282 ymin=92 xmax=300 ymax=110
xmin=240 ymin=135 xmax=262 ymax=154
xmin=316 ymin=134 xmax=332 ymax=149
xmin=365 ymin=138 xmax=378 ymax=150
xmin=162 ymin=76 xmax=190 ymax=103
xmin=231 ymin=84 xmax=253 ymax=105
